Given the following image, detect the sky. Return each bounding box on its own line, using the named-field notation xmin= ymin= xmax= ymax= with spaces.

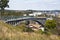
xmin=6 ymin=0 xmax=60 ymax=10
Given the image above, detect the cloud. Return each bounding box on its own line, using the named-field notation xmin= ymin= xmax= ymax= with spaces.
xmin=7 ymin=0 xmax=60 ymax=10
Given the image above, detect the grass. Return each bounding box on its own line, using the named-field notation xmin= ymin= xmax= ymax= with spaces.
xmin=0 ymin=20 xmax=60 ymax=40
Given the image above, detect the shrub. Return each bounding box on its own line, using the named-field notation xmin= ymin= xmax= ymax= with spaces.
xmin=45 ymin=20 xmax=56 ymax=30
xmin=23 ymin=27 xmax=34 ymax=32
xmin=44 ymin=20 xmax=56 ymax=34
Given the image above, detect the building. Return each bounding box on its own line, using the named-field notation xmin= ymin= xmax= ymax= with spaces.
xmin=29 ymin=12 xmax=42 ymax=17
xmin=46 ymin=13 xmax=56 ymax=17
xmin=57 ymin=14 xmax=60 ymax=18
xmin=47 ymin=17 xmax=53 ymax=20
xmin=23 ymin=14 xmax=27 ymax=16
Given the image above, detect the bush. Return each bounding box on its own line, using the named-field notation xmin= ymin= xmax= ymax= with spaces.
xmin=34 ymin=29 xmax=44 ymax=34
xmin=23 ymin=27 xmax=34 ymax=32
xmin=44 ymin=20 xmax=56 ymax=34
xmin=45 ymin=20 xmax=56 ymax=30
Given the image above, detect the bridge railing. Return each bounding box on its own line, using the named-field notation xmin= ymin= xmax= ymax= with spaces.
xmin=4 ymin=17 xmax=35 ymax=21
xmin=2 ymin=16 xmax=33 ymax=20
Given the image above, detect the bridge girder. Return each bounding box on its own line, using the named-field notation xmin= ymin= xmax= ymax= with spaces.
xmin=6 ymin=18 xmax=46 ymax=26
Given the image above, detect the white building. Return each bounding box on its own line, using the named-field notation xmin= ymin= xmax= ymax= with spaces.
xmin=29 ymin=12 xmax=42 ymax=16
xmin=47 ymin=17 xmax=53 ymax=20
xmin=57 ymin=14 xmax=60 ymax=18
xmin=46 ymin=13 xmax=56 ymax=17
xmin=23 ymin=14 xmax=27 ymax=16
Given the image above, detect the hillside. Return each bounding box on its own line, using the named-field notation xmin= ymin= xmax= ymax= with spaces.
xmin=0 ymin=20 xmax=60 ymax=40
xmin=0 ymin=10 xmax=60 ymax=16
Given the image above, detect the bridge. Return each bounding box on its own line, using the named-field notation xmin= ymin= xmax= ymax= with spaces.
xmin=3 ymin=16 xmax=47 ymax=26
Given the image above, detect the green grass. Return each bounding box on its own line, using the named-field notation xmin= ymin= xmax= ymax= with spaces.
xmin=0 ymin=20 xmax=60 ymax=40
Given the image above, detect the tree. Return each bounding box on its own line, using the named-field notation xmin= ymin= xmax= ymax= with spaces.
xmin=0 ymin=0 xmax=9 ymax=19
xmin=45 ymin=20 xmax=56 ymax=30
xmin=44 ymin=20 xmax=56 ymax=34
xmin=0 ymin=0 xmax=9 ymax=10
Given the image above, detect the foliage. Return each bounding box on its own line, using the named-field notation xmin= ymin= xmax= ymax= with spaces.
xmin=0 ymin=20 xmax=60 ymax=40
xmin=34 ymin=29 xmax=44 ymax=34
xmin=14 ymin=22 xmax=34 ymax=32
xmin=23 ymin=27 xmax=34 ymax=32
xmin=0 ymin=0 xmax=9 ymax=10
xmin=45 ymin=20 xmax=56 ymax=30
xmin=0 ymin=0 xmax=9 ymax=18
xmin=44 ymin=20 xmax=57 ymax=35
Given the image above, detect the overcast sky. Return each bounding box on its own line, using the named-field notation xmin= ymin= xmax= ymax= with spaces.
xmin=6 ymin=0 xmax=60 ymax=10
